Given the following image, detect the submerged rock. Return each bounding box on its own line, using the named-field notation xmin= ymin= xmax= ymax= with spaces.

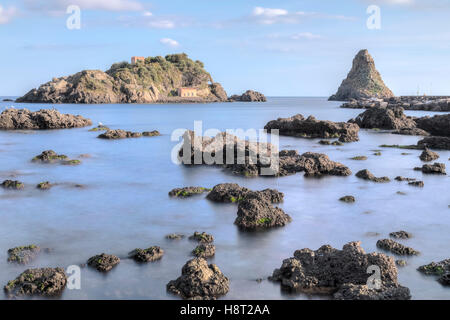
xmin=32 ymin=150 xmax=68 ymax=163
xmin=235 ymin=192 xmax=291 ymax=229
xmin=87 ymin=253 xmax=120 ymax=272
xmin=376 ymin=239 xmax=419 ymax=256
xmin=189 ymin=232 xmax=214 ymax=243
xmin=229 ymin=90 xmax=267 ymax=102
xmin=98 ymin=129 xmax=142 ymax=139
xmin=166 ymin=233 xmax=185 ymax=240
xmin=89 ymin=125 xmax=109 ymax=132
xmin=408 ymin=181 xmax=424 ymax=187
xmin=169 ymin=186 xmax=211 ymax=198
xmin=356 ymin=169 xmax=390 ymax=183
xmin=350 ymin=156 xmax=368 ymax=161
xmin=339 ymin=195 xmax=355 ymax=203
xmin=389 ymin=231 xmax=412 ymax=239
xmin=4 ymin=268 xmax=67 ymax=297
xmin=419 ymin=149 xmax=440 ymax=162
xmin=415 ymin=163 xmax=446 ymax=174
xmin=192 ymin=244 xmax=216 ymax=258
xmin=167 ymin=258 xmax=229 ymax=300
xmin=396 ymin=260 xmax=407 ymax=267
xmin=329 ymin=49 xmax=394 ymax=101
xmin=7 ymin=245 xmax=41 ymax=264
xmin=36 ymin=181 xmax=52 ymax=190
xmin=264 ymin=114 xmax=360 ymax=142
xmin=206 ymin=183 xmax=283 ymax=204
xmin=128 ymin=246 xmax=164 ymax=262
xmin=1 ymin=180 xmax=24 ymax=190
xmin=395 ymin=176 xmax=416 ymax=182
xmin=0 ymin=108 xmax=92 ymax=130
xmin=417 ymin=136 xmax=450 ymax=150
xmin=349 ymin=107 xmax=416 ymax=130
xmin=270 ymin=241 xmax=409 ymax=300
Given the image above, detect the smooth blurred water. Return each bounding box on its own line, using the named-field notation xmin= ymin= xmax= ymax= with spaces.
xmin=0 ymin=97 xmax=449 ymax=300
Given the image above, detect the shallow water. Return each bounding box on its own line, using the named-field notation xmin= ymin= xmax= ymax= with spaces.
xmin=0 ymin=97 xmax=449 ymax=300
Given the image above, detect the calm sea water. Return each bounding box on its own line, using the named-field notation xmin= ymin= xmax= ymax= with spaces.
xmin=0 ymin=97 xmax=449 ymax=300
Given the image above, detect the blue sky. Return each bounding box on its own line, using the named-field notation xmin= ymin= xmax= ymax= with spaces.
xmin=1 ymin=0 xmax=450 ymax=96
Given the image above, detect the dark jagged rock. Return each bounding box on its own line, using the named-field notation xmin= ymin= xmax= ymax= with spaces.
xmin=229 ymin=90 xmax=266 ymax=102
xmin=206 ymin=183 xmax=283 ymax=203
xmin=37 ymin=181 xmax=52 ymax=190
xmin=17 ymin=54 xmax=228 ymax=104
xmin=7 ymin=245 xmax=40 ymax=264
xmin=417 ymin=136 xmax=450 ymax=150
xmin=395 ymin=176 xmax=416 ymax=182
xmin=0 ymin=108 xmax=92 ymax=130
xmin=376 ymin=239 xmax=419 ymax=256
xmin=87 ymin=253 xmax=120 ymax=272
xmin=32 ymin=150 xmax=68 ymax=163
xmin=1 ymin=180 xmax=24 ymax=190
xmin=189 ymin=232 xmax=214 ymax=244
xmin=339 ymin=195 xmax=355 ymax=203
xmin=98 ymin=129 xmax=142 ymax=139
xmin=415 ymin=163 xmax=446 ymax=174
xmin=264 ymin=114 xmax=360 ymax=142
xmin=128 ymin=246 xmax=164 ymax=262
xmin=169 ymin=186 xmax=211 ymax=198
xmin=235 ymin=192 xmax=291 ymax=229
xmin=418 ymin=259 xmax=450 ymax=286
xmin=4 ymin=268 xmax=67 ymax=297
xmin=167 ymin=258 xmax=229 ymax=300
xmin=329 ymin=49 xmax=394 ymax=101
xmin=270 ymin=241 xmax=409 ymax=300
xmin=416 ymin=114 xmax=450 ymax=137
xmin=419 ymin=149 xmax=440 ymax=162
xmin=295 ymin=152 xmax=351 ymax=177
xmin=166 ymin=233 xmax=185 ymax=240
xmin=356 ymin=169 xmax=390 ymax=183
xmin=349 ymin=107 xmax=416 ymax=130
xmin=192 ymin=244 xmax=215 ymax=258
xmin=389 ymin=231 xmax=412 ymax=239
xmin=142 ymin=130 xmax=160 ymax=137
xmin=409 ymin=181 xmax=424 ymax=187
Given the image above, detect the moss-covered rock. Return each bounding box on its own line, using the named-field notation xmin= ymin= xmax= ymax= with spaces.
xmin=128 ymin=246 xmax=164 ymax=262
xmin=1 ymin=180 xmax=24 ymax=190
xmin=87 ymin=253 xmax=120 ymax=272
xmin=4 ymin=268 xmax=67 ymax=297
xmin=7 ymin=245 xmax=40 ymax=264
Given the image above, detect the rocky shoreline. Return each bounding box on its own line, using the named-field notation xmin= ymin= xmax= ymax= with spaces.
xmin=341 ymin=96 xmax=450 ymax=112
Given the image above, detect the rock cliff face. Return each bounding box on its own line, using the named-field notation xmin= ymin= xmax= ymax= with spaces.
xmin=329 ymin=49 xmax=394 ymax=101
xmin=16 ymin=54 xmax=228 ymax=104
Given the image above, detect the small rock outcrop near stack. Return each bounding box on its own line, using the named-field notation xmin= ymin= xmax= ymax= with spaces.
xmin=269 ymin=241 xmax=410 ymax=300
xmin=0 ymin=108 xmax=92 ymax=130
xmin=349 ymin=107 xmax=415 ymax=130
xmin=229 ymin=90 xmax=267 ymax=102
xmin=329 ymin=49 xmax=394 ymax=101
xmin=167 ymin=258 xmax=229 ymax=300
xmin=264 ymin=114 xmax=360 ymax=142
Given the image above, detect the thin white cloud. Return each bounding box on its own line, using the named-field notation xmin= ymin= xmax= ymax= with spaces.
xmin=291 ymin=32 xmax=322 ymax=40
xmin=142 ymin=11 xmax=153 ymax=17
xmin=0 ymin=5 xmax=17 ymax=24
xmin=23 ymin=0 xmax=144 ymax=13
xmin=148 ymin=19 xmax=175 ymax=29
xmin=160 ymin=38 xmax=180 ymax=48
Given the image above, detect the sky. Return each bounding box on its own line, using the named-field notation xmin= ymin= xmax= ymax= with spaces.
xmin=1 ymin=0 xmax=450 ymax=96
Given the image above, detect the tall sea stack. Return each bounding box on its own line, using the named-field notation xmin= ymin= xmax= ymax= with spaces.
xmin=329 ymin=49 xmax=394 ymax=101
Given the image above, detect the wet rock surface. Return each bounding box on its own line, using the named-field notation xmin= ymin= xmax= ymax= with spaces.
xmin=87 ymin=253 xmax=120 ymax=272
xmin=189 ymin=232 xmax=214 ymax=243
xmin=98 ymin=129 xmax=142 ymax=139
xmin=206 ymin=183 xmax=283 ymax=203
xmin=4 ymin=268 xmax=67 ymax=297
xmin=229 ymin=90 xmax=267 ymax=102
xmin=0 ymin=108 xmax=92 ymax=130
xmin=265 ymin=114 xmax=360 ymax=142
xmin=128 ymin=246 xmax=164 ymax=262
xmin=1 ymin=180 xmax=24 ymax=190
xmin=419 ymin=149 xmax=440 ymax=162
xmin=356 ymin=169 xmax=390 ymax=183
xmin=415 ymin=163 xmax=446 ymax=174
xmin=192 ymin=244 xmax=216 ymax=258
xmin=235 ymin=192 xmax=292 ymax=229
xmin=376 ymin=239 xmax=419 ymax=256
xmin=418 ymin=259 xmax=450 ymax=286
xmin=32 ymin=150 xmax=68 ymax=163
xmin=389 ymin=231 xmax=412 ymax=239
xmin=270 ymin=241 xmax=409 ymax=300
xmin=167 ymin=258 xmax=229 ymax=300
xmin=349 ymin=107 xmax=416 ymax=130
xmin=169 ymin=186 xmax=211 ymax=198
xmin=7 ymin=245 xmax=41 ymax=264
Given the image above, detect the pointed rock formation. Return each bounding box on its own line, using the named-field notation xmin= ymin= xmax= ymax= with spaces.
xmin=329 ymin=49 xmax=394 ymax=101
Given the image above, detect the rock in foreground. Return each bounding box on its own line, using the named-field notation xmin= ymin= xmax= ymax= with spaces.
xmin=87 ymin=253 xmax=120 ymax=272
xmin=192 ymin=244 xmax=216 ymax=258
xmin=167 ymin=258 xmax=229 ymax=300
xmin=376 ymin=239 xmax=419 ymax=256
xmin=0 ymin=108 xmax=91 ymax=130
xmin=128 ymin=246 xmax=164 ymax=262
xmin=4 ymin=268 xmax=67 ymax=297
xmin=329 ymin=49 xmax=394 ymax=101
xmin=270 ymin=241 xmax=410 ymax=300
xmin=264 ymin=114 xmax=360 ymax=142
xmin=418 ymin=259 xmax=450 ymax=287
xmin=349 ymin=107 xmax=416 ymax=130
xmin=206 ymin=183 xmax=283 ymax=203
